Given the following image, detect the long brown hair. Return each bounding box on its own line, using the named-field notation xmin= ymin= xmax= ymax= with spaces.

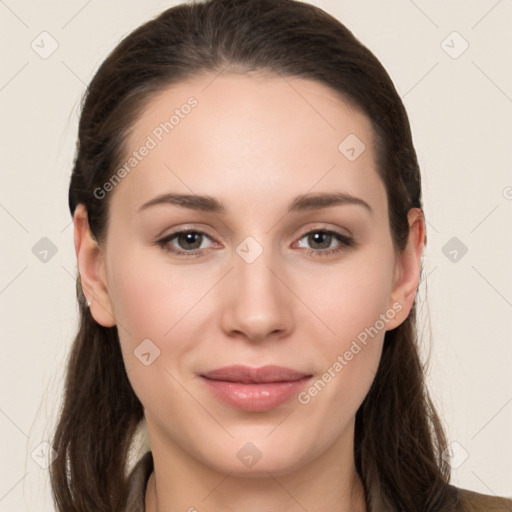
xmin=52 ymin=0 xmax=463 ymax=510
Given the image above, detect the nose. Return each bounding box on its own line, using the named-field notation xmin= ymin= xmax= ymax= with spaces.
xmin=220 ymin=243 xmax=294 ymax=344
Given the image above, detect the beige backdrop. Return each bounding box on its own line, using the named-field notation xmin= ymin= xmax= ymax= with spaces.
xmin=0 ymin=0 xmax=511 ymax=510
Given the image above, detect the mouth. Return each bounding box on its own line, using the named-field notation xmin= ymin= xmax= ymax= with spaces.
xmin=200 ymin=365 xmax=313 ymax=411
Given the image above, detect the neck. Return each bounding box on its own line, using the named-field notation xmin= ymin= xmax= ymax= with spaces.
xmin=145 ymin=424 xmax=367 ymax=512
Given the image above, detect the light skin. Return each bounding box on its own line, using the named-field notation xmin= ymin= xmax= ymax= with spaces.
xmin=74 ymin=72 xmax=425 ymax=512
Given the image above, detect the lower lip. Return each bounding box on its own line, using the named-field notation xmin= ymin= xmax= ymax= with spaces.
xmin=201 ymin=376 xmax=312 ymax=411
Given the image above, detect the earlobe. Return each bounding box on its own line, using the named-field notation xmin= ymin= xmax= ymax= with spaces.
xmin=386 ymin=208 xmax=425 ymax=330
xmin=73 ymin=204 xmax=116 ymax=327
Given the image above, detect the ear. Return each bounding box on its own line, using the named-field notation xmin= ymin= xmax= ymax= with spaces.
xmin=73 ymin=204 xmax=116 ymax=327
xmin=385 ymin=208 xmax=425 ymax=330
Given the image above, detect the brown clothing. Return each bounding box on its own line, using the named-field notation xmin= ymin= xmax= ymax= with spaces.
xmin=125 ymin=451 xmax=512 ymax=512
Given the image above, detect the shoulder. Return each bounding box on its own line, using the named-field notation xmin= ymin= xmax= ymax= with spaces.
xmin=451 ymin=485 xmax=512 ymax=512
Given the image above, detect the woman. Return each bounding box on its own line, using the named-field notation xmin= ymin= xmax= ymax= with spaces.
xmin=50 ymin=0 xmax=512 ymax=510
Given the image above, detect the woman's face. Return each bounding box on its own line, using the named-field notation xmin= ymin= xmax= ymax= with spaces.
xmin=79 ymin=72 xmax=420 ymax=475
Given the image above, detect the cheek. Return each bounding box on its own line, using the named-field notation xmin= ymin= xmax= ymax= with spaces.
xmin=109 ymin=264 xmax=167 ymax=339
xmin=106 ymin=249 xmax=202 ymax=416
xmin=299 ymin=248 xmax=395 ymax=345
xmin=107 ymin=245 xmax=207 ymax=338
xmin=296 ymin=246 xmax=394 ymax=404
xmin=304 ymin=267 xmax=388 ymax=400
xmin=105 ymin=244 xmax=223 ymax=393
xmin=296 ymin=273 xmax=388 ymax=444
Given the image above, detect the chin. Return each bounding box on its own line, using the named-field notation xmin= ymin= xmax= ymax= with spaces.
xmin=199 ymin=437 xmax=312 ymax=477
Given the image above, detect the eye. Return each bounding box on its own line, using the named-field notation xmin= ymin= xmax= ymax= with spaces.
xmin=157 ymin=229 xmax=216 ymax=256
xmin=295 ymin=229 xmax=355 ymax=257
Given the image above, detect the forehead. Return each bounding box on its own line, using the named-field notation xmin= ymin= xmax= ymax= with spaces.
xmin=110 ymin=72 xmax=386 ymax=218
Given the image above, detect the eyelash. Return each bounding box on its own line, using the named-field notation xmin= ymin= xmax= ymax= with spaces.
xmin=156 ymin=228 xmax=355 ymax=258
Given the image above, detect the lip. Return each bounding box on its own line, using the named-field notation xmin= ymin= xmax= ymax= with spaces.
xmin=200 ymin=365 xmax=312 ymax=411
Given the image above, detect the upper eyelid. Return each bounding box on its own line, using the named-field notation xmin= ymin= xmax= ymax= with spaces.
xmin=155 ymin=215 xmax=355 ymax=240
xmin=159 ymin=227 xmax=218 ymax=244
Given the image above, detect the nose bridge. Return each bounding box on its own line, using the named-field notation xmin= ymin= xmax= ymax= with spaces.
xmin=220 ymin=233 xmax=292 ymax=341
xmin=235 ymin=237 xmax=277 ymax=294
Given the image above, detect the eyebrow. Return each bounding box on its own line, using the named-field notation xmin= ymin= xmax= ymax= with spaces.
xmin=138 ymin=191 xmax=373 ymax=216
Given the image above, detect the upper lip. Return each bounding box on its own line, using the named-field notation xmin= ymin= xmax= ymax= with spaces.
xmin=201 ymin=365 xmax=311 ymax=383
